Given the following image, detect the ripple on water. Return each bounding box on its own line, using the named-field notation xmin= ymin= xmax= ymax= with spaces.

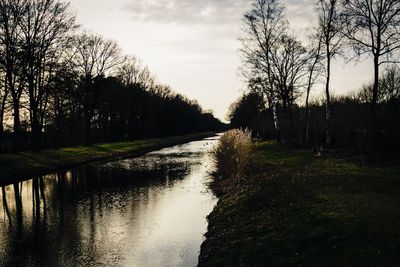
xmin=0 ymin=136 xmax=219 ymax=267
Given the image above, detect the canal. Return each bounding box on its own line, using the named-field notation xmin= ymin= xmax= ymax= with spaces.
xmin=0 ymin=136 xmax=218 ymax=266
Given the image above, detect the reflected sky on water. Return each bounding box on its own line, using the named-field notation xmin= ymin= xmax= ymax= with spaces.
xmin=0 ymin=136 xmax=218 ymax=267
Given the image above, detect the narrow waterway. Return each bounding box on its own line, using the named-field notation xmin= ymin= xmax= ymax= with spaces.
xmin=0 ymin=136 xmax=218 ymax=267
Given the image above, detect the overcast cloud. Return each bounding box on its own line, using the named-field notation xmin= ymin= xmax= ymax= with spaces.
xmin=124 ymin=0 xmax=253 ymax=25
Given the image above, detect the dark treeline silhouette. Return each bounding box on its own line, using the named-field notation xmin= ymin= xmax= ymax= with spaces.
xmin=228 ymin=69 xmax=400 ymax=155
xmin=231 ymin=66 xmax=400 ymax=155
xmin=0 ymin=0 xmax=223 ymax=152
xmin=235 ymin=0 xmax=400 ymax=155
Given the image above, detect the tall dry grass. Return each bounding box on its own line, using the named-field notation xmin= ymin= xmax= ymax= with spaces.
xmin=211 ymin=129 xmax=253 ymax=179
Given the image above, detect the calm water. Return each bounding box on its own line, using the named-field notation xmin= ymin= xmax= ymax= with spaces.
xmin=0 ymin=136 xmax=218 ymax=267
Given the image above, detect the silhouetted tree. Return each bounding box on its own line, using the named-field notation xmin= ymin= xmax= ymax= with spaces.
xmin=242 ymin=1 xmax=312 ymax=143
xmin=304 ymin=30 xmax=324 ymax=147
xmin=0 ymin=0 xmax=223 ymax=153
xmin=241 ymin=0 xmax=287 ymax=138
xmin=228 ymin=92 xmax=267 ymax=137
xmin=234 ymin=0 xmax=400 ymax=154
xmin=316 ymin=0 xmax=344 ymax=146
xmin=270 ymin=34 xmax=308 ymax=118
xmin=379 ymin=66 xmax=400 ymax=103
xmin=342 ymin=0 xmax=400 ymax=120
xmin=0 ymin=0 xmax=27 ymax=151
xmin=117 ymin=55 xmax=154 ymax=88
xmin=21 ymin=0 xmax=76 ymax=150
xmin=71 ymin=32 xmax=124 ymax=145
xmin=47 ymin=63 xmax=79 ymax=148
xmin=358 ymin=65 xmax=400 ymax=104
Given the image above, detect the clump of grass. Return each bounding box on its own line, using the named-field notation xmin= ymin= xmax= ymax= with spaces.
xmin=211 ymin=129 xmax=253 ymax=179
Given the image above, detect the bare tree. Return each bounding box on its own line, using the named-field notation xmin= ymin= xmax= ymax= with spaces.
xmin=267 ymin=34 xmax=310 ymax=143
xmin=241 ymin=0 xmax=287 ymax=139
xmin=20 ymin=0 xmax=76 ymax=150
xmin=72 ymin=32 xmax=124 ymax=78
xmin=304 ymin=30 xmax=324 ymax=147
xmin=117 ymin=55 xmax=154 ymax=89
xmin=71 ymin=32 xmax=124 ymax=145
xmin=270 ymin=34 xmax=309 ymax=119
xmin=379 ymin=65 xmax=400 ymax=103
xmin=0 ymin=0 xmax=27 ymax=151
xmin=342 ymin=0 xmax=400 ymax=119
xmin=358 ymin=65 xmax=400 ymax=104
xmin=316 ymin=0 xmax=344 ymax=147
xmin=47 ymin=60 xmax=78 ymax=148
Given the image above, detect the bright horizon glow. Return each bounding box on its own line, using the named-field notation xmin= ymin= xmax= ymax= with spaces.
xmin=69 ymin=0 xmax=374 ymax=122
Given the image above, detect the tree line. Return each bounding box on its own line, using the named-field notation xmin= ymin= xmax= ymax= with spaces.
xmin=233 ymin=0 xmax=400 ymax=154
xmin=0 ymin=0 xmax=223 ymax=153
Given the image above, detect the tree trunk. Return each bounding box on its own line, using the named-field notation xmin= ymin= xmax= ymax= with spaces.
xmin=265 ymin=46 xmax=280 ymax=142
xmin=54 ymin=97 xmax=62 ymax=149
xmin=84 ymin=113 xmax=92 ymax=146
xmin=30 ymin=91 xmax=43 ymax=151
xmin=303 ymin=57 xmax=319 ymax=148
xmin=84 ymin=76 xmax=93 ymax=146
xmin=304 ymin=91 xmax=311 ymax=148
xmin=370 ymin=55 xmax=380 ymax=151
xmin=0 ymin=108 xmax=4 ymax=153
xmin=12 ymin=102 xmax=21 ymax=152
xmin=31 ymin=118 xmax=42 ymax=151
xmin=325 ymin=52 xmax=332 ymax=147
xmin=0 ymin=125 xmax=3 ymax=153
xmin=372 ymin=55 xmax=380 ymax=120
xmin=288 ymin=104 xmax=295 ymax=145
xmin=0 ymin=83 xmax=8 ymax=153
xmin=270 ymin=91 xmax=280 ymax=142
xmin=54 ymin=117 xmax=61 ymax=149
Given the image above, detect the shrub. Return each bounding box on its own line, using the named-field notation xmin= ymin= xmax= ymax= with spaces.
xmin=211 ymin=129 xmax=253 ymax=179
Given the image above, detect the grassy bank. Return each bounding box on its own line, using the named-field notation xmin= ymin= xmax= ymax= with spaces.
xmin=0 ymin=132 xmax=215 ymax=185
xmin=199 ymin=142 xmax=400 ymax=266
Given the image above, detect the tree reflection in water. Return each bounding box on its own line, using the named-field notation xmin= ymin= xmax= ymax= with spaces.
xmin=0 ymin=137 xmax=218 ymax=266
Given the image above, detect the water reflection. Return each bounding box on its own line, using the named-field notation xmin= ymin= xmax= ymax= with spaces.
xmin=0 ymin=136 xmax=218 ymax=267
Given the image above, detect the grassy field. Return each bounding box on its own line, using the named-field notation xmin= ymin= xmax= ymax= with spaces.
xmin=199 ymin=142 xmax=400 ymax=266
xmin=0 ymin=133 xmax=214 ymax=185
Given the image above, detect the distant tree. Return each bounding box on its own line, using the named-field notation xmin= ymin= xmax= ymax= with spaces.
xmin=316 ymin=0 xmax=344 ymax=146
xmin=94 ymin=76 xmax=129 ymax=141
xmin=342 ymin=0 xmax=400 ymax=119
xmin=71 ymin=32 xmax=124 ymax=145
xmin=72 ymin=33 xmax=124 ymax=78
xmin=47 ymin=63 xmax=79 ymax=148
xmin=0 ymin=1 xmax=223 ymax=152
xmin=358 ymin=83 xmax=374 ymax=103
xmin=358 ymin=65 xmax=400 ymax=104
xmin=117 ymin=55 xmax=154 ymax=88
xmin=150 ymin=84 xmax=175 ymax=99
xmin=228 ymin=92 xmax=266 ymax=136
xmin=379 ymin=66 xmax=400 ymax=103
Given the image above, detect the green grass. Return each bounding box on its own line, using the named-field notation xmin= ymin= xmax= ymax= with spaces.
xmin=199 ymin=141 xmax=400 ymax=266
xmin=0 ymin=133 xmax=214 ymax=184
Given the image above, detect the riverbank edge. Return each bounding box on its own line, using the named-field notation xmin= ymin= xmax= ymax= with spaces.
xmin=0 ymin=132 xmax=216 ymax=186
xmin=199 ymin=141 xmax=400 ymax=266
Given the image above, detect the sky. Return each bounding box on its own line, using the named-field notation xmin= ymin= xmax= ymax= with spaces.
xmin=68 ymin=0 xmax=373 ymax=121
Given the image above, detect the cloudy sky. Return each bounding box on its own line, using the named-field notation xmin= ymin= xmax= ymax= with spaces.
xmin=69 ymin=0 xmax=373 ymax=121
